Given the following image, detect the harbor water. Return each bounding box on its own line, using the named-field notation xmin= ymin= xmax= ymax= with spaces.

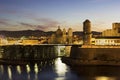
xmin=0 ymin=57 xmax=120 ymax=80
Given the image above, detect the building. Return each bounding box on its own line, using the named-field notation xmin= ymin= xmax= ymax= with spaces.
xmin=49 ymin=26 xmax=64 ymax=44
xmin=82 ymin=20 xmax=120 ymax=46
xmin=94 ymin=37 xmax=120 ymax=45
xmin=49 ymin=26 xmax=73 ymax=44
xmin=102 ymin=23 xmax=120 ymax=36
xmin=83 ymin=19 xmax=92 ymax=45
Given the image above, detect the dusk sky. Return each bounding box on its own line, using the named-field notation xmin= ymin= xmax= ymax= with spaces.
xmin=0 ymin=0 xmax=120 ymax=31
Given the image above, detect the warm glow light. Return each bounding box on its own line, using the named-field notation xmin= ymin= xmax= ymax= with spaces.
xmin=95 ymin=76 xmax=116 ymax=80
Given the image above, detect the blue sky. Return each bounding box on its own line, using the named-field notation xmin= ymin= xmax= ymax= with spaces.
xmin=0 ymin=0 xmax=120 ymax=31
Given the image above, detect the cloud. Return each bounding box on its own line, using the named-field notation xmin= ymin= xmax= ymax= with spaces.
xmin=19 ymin=22 xmax=48 ymax=30
xmin=0 ymin=19 xmax=10 ymax=26
xmin=19 ymin=21 xmax=59 ymax=31
xmin=20 ymin=17 xmax=60 ymax=31
xmin=34 ymin=18 xmax=60 ymax=31
xmin=20 ymin=22 xmax=34 ymax=27
xmin=0 ymin=17 xmax=60 ymax=31
xmin=19 ymin=12 xmax=60 ymax=31
xmin=0 ymin=8 xmax=18 ymax=14
xmin=36 ymin=25 xmax=49 ymax=30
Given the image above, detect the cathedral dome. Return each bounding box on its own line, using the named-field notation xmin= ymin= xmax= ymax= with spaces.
xmin=56 ymin=26 xmax=62 ymax=37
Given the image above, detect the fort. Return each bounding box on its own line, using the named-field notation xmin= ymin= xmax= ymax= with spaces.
xmin=62 ymin=19 xmax=120 ymax=66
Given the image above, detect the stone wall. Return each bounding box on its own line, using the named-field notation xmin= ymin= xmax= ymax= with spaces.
xmin=70 ymin=46 xmax=120 ymax=61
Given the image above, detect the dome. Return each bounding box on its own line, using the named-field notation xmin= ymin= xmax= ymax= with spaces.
xmin=56 ymin=26 xmax=62 ymax=37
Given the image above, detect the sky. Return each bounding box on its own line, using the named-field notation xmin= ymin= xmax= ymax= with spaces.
xmin=0 ymin=0 xmax=120 ymax=31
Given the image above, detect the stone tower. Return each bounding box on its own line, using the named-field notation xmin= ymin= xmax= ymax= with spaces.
xmin=83 ymin=19 xmax=92 ymax=45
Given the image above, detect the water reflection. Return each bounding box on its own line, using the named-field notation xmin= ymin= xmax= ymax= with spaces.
xmin=55 ymin=58 xmax=67 ymax=76
xmin=8 ymin=66 xmax=12 ymax=80
xmin=0 ymin=58 xmax=120 ymax=80
xmin=95 ymin=76 xmax=116 ymax=80
xmin=16 ymin=65 xmax=21 ymax=74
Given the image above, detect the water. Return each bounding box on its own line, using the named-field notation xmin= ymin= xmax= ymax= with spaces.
xmin=0 ymin=58 xmax=120 ymax=80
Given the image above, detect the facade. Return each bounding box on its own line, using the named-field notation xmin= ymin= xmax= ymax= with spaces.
xmin=94 ymin=37 xmax=120 ymax=45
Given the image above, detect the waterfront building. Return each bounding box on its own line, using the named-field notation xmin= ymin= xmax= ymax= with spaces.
xmin=82 ymin=20 xmax=120 ymax=46
xmin=94 ymin=23 xmax=120 ymax=45
xmin=94 ymin=37 xmax=120 ymax=45
xmin=102 ymin=23 xmax=120 ymax=36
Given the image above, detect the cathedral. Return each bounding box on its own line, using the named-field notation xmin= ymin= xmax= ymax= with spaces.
xmin=49 ymin=26 xmax=73 ymax=44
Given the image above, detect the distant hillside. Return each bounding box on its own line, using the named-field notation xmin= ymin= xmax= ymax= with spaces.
xmin=0 ymin=30 xmax=45 ymax=38
xmin=0 ymin=30 xmax=101 ymax=38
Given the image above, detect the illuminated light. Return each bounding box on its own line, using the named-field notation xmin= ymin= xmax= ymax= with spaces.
xmin=95 ymin=76 xmax=116 ymax=80
xmin=8 ymin=66 xmax=12 ymax=80
xmin=16 ymin=65 xmax=21 ymax=74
